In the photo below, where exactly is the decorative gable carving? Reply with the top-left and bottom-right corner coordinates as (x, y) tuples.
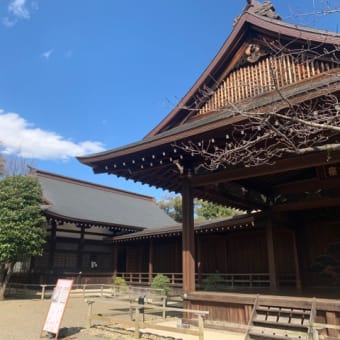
(196, 51), (338, 117)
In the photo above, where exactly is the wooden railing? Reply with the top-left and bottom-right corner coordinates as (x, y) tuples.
(115, 272), (296, 289)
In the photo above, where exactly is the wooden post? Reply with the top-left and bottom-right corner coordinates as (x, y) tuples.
(182, 177), (195, 293)
(77, 225), (85, 271)
(134, 307), (141, 338)
(266, 216), (277, 290)
(48, 220), (57, 272)
(112, 246), (118, 280)
(196, 236), (202, 288)
(198, 314), (205, 340)
(148, 239), (153, 284)
(291, 230), (302, 289)
(86, 300), (94, 329)
(326, 311), (338, 338)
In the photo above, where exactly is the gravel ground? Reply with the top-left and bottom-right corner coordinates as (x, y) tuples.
(0, 297), (245, 340)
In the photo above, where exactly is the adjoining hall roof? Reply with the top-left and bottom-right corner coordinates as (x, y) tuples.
(113, 213), (255, 242)
(31, 168), (175, 231)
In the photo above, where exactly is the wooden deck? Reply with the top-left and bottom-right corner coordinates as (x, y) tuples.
(186, 291), (340, 338)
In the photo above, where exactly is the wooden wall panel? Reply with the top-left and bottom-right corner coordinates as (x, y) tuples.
(274, 230), (295, 275)
(299, 215), (340, 286)
(198, 230), (267, 274)
(153, 238), (181, 273)
(227, 230), (267, 273)
(199, 236), (228, 273)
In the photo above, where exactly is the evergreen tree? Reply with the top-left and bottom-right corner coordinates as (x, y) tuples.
(0, 176), (46, 299)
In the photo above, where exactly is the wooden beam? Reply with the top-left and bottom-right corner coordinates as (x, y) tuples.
(191, 151), (340, 187)
(273, 176), (340, 195)
(273, 198), (340, 212)
(182, 177), (196, 293)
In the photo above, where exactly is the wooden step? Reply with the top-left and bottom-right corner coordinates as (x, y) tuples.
(256, 306), (310, 316)
(244, 297), (314, 340)
(252, 318), (309, 330)
(248, 326), (308, 340)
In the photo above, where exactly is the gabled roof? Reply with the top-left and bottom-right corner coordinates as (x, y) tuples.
(77, 1), (340, 211)
(31, 168), (175, 231)
(146, 6), (340, 137)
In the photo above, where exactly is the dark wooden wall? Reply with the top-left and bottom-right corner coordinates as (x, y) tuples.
(296, 209), (340, 287)
(199, 230), (268, 273)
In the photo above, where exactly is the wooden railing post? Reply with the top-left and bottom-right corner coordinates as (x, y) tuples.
(86, 300), (94, 329)
(40, 284), (47, 300)
(198, 314), (205, 340)
(134, 307), (140, 338)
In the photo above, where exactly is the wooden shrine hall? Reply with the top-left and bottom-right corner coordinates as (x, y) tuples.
(78, 0), (340, 336)
(24, 168), (175, 284)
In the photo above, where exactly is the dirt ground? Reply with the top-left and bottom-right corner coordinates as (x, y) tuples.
(0, 297), (245, 340)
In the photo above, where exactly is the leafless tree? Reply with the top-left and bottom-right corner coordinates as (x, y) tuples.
(0, 144), (5, 177)
(0, 144), (35, 177)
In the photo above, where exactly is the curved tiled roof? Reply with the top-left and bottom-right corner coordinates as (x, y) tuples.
(31, 168), (175, 231)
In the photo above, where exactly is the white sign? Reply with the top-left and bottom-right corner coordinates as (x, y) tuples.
(41, 279), (73, 338)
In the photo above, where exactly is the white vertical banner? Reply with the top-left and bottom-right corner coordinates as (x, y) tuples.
(41, 279), (73, 339)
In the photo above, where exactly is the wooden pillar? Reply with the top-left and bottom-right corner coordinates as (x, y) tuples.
(291, 230), (302, 289)
(266, 216), (277, 290)
(196, 236), (202, 287)
(48, 219), (57, 272)
(112, 245), (118, 280)
(182, 177), (195, 293)
(148, 239), (154, 284)
(77, 225), (85, 271)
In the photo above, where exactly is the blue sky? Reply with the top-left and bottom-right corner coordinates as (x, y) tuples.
(0, 0), (339, 200)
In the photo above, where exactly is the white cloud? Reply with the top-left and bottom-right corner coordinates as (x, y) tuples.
(8, 0), (30, 19)
(0, 111), (105, 160)
(41, 49), (53, 60)
(3, 0), (38, 26)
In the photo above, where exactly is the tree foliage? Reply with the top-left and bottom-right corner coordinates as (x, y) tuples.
(0, 175), (46, 299)
(158, 195), (183, 223)
(158, 195), (239, 223)
(195, 199), (240, 221)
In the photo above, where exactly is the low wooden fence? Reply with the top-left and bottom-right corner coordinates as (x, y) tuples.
(5, 282), (127, 300)
(86, 298), (209, 340)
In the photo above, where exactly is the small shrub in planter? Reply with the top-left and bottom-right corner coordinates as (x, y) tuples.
(151, 274), (170, 296)
(202, 273), (224, 291)
(113, 276), (128, 294)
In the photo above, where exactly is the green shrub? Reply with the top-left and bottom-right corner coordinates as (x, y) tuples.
(202, 273), (224, 291)
(113, 276), (128, 293)
(113, 276), (126, 286)
(151, 274), (170, 296)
